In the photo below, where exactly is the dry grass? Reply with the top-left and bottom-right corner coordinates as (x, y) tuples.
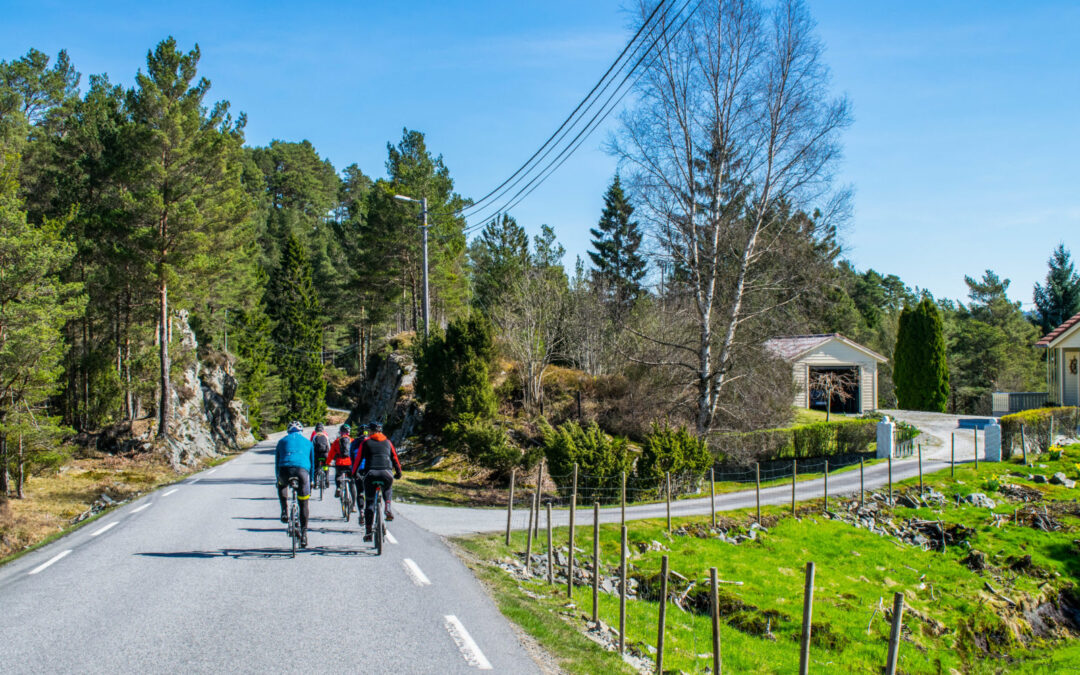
(0, 451), (209, 560)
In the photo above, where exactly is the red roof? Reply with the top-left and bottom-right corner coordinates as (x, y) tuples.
(1036, 311), (1080, 347)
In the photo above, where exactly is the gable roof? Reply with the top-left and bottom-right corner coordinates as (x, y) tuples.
(764, 333), (888, 363)
(1036, 310), (1080, 348)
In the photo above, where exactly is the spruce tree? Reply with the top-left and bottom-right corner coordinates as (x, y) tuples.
(269, 233), (326, 425)
(894, 298), (948, 412)
(234, 267), (274, 436)
(588, 174), (646, 310)
(468, 214), (529, 315)
(1033, 244), (1080, 334)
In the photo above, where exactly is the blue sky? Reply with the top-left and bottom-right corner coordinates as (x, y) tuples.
(2, 0), (1078, 307)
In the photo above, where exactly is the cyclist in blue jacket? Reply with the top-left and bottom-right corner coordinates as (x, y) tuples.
(276, 421), (315, 548)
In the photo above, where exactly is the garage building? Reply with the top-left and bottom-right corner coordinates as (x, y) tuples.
(764, 333), (887, 414)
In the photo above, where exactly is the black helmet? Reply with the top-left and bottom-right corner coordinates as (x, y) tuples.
(369, 420), (383, 432)
(315, 422), (325, 432)
(340, 424), (351, 435)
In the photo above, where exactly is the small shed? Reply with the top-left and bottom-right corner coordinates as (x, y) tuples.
(764, 334), (887, 414)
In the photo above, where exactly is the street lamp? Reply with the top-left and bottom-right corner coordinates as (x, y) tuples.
(394, 194), (430, 338)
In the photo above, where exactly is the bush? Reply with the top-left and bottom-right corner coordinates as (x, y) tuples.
(415, 313), (497, 430)
(711, 418), (878, 464)
(540, 420), (633, 503)
(446, 418), (519, 475)
(634, 423), (711, 496)
(1000, 407), (1078, 459)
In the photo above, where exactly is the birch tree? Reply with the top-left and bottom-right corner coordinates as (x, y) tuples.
(612, 0), (850, 433)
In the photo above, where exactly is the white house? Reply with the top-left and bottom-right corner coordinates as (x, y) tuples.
(764, 334), (888, 414)
(1036, 311), (1080, 406)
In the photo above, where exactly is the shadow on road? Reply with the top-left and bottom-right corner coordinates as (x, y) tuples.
(231, 497), (278, 501)
(136, 546), (376, 559)
(192, 477), (275, 486)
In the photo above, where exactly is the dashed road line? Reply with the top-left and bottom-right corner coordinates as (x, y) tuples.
(188, 478), (200, 484)
(89, 522), (118, 537)
(443, 615), (492, 670)
(163, 489), (178, 497)
(385, 531), (398, 545)
(402, 558), (431, 586)
(28, 550), (71, 576)
(206, 468), (217, 475)
(131, 503), (150, 513)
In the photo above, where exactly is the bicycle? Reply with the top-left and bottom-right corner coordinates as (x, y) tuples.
(369, 476), (388, 556)
(339, 472), (355, 522)
(286, 477), (301, 558)
(316, 467), (328, 501)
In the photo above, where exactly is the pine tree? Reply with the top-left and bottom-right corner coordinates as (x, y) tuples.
(234, 267), (274, 436)
(1033, 244), (1080, 335)
(125, 38), (252, 438)
(269, 233), (325, 425)
(894, 298), (948, 412)
(588, 175), (646, 310)
(468, 214), (529, 315)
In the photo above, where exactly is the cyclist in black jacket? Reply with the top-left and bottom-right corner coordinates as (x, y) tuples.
(351, 422), (402, 542)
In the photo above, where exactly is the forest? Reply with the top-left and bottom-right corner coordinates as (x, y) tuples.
(1, 26), (1077, 497)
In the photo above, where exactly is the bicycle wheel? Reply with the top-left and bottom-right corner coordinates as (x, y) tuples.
(374, 488), (383, 556)
(341, 483), (351, 522)
(319, 471), (324, 501)
(290, 498), (299, 558)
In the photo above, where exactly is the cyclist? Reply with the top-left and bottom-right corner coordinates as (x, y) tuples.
(310, 423), (331, 490)
(352, 421), (402, 542)
(276, 421), (314, 548)
(325, 423), (354, 499)
(349, 423), (371, 525)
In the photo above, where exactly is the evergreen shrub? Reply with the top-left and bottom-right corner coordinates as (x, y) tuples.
(634, 422), (711, 495)
(540, 420), (633, 503)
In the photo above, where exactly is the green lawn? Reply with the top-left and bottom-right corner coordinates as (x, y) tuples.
(458, 446), (1080, 674)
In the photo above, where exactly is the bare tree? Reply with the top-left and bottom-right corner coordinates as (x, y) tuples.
(809, 369), (856, 421)
(612, 0), (850, 434)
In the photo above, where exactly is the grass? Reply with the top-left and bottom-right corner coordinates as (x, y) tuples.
(457, 444), (1080, 673)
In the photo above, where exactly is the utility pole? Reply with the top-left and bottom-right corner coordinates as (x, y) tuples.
(394, 194), (431, 338)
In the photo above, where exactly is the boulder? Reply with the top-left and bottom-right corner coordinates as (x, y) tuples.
(1033, 474), (1048, 484)
(352, 348), (423, 449)
(1049, 472), (1069, 486)
(965, 493), (996, 509)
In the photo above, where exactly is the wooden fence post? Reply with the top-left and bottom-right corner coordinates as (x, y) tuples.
(755, 462), (762, 525)
(656, 555), (669, 673)
(710, 567), (722, 674)
(505, 469), (515, 546)
(592, 502), (600, 623)
(887, 454), (893, 504)
(823, 459), (829, 512)
(619, 525), (627, 654)
(534, 460), (543, 538)
(791, 459), (797, 516)
(859, 457), (865, 506)
(525, 473), (536, 574)
(918, 444), (924, 495)
(710, 467), (717, 528)
(621, 471), (626, 530)
(665, 472), (672, 533)
(974, 428), (979, 470)
(951, 433), (955, 477)
(884, 591), (905, 675)
(799, 561), (816, 675)
(547, 503), (554, 585)
(568, 463), (578, 598)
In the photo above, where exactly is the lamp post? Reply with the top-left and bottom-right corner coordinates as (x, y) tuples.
(393, 194), (430, 338)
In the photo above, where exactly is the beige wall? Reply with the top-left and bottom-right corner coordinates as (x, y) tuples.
(792, 339), (882, 413)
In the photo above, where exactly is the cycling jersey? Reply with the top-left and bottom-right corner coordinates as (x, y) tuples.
(353, 433), (402, 474)
(276, 429), (314, 472)
(326, 436), (353, 467)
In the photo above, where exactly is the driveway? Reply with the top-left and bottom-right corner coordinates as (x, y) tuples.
(881, 409), (990, 461)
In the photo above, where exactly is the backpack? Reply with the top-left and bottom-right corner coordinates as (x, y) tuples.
(313, 432), (331, 456)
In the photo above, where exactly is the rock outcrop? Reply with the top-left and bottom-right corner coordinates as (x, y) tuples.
(351, 348), (422, 449)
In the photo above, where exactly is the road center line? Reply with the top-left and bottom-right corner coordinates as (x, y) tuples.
(206, 468), (217, 475)
(385, 531), (398, 545)
(402, 558), (431, 586)
(188, 478), (200, 484)
(443, 615), (492, 670)
(163, 489), (178, 497)
(131, 503), (150, 513)
(28, 550), (71, 575)
(89, 522), (118, 537)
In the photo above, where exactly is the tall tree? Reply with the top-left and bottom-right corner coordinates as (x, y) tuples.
(589, 174), (646, 310)
(125, 38), (252, 438)
(269, 233), (325, 425)
(469, 214), (529, 316)
(611, 0), (851, 434)
(894, 298), (949, 412)
(1033, 244), (1080, 335)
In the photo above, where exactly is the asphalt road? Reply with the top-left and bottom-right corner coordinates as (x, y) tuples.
(0, 431), (540, 674)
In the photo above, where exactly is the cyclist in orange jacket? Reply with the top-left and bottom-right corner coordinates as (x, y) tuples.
(325, 424), (353, 499)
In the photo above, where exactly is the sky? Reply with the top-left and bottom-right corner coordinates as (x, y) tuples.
(1, 0), (1078, 307)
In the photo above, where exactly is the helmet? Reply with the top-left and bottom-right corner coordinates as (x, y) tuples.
(287, 421), (303, 433)
(315, 422), (325, 432)
(369, 421), (383, 433)
(340, 424), (351, 435)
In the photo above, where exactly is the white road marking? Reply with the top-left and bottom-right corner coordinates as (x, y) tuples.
(131, 503), (150, 513)
(89, 522), (118, 537)
(402, 558), (431, 586)
(206, 468), (217, 475)
(28, 550), (71, 575)
(163, 489), (178, 497)
(443, 615), (492, 670)
(385, 531), (398, 545)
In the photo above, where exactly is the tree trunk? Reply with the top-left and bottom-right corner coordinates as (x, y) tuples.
(16, 434), (23, 499)
(124, 285), (133, 421)
(0, 433), (8, 497)
(157, 281), (170, 438)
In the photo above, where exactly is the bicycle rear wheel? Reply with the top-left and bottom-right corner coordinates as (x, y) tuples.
(290, 499), (299, 558)
(374, 488), (383, 556)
